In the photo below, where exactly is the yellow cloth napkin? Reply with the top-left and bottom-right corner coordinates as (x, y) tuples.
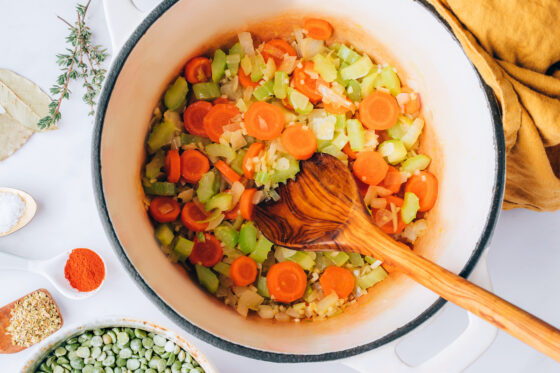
(428, 0), (560, 211)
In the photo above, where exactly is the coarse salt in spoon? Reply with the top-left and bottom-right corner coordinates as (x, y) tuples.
(0, 187), (37, 237)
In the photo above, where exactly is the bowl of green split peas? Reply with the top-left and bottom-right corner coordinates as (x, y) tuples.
(23, 318), (217, 373)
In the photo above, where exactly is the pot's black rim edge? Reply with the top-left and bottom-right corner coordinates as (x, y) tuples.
(92, 0), (506, 364)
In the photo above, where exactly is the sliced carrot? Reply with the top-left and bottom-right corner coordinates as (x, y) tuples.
(230, 256), (258, 286)
(304, 18), (333, 40)
(381, 166), (403, 194)
(149, 197), (181, 223)
(384, 195), (404, 207)
(359, 91), (400, 130)
(266, 261), (307, 303)
(238, 66), (260, 88)
(165, 149), (181, 183)
(405, 171), (438, 212)
(183, 101), (212, 137)
(240, 188), (257, 221)
(224, 204), (240, 220)
(180, 149), (210, 183)
(342, 143), (358, 160)
(281, 97), (294, 111)
(214, 160), (241, 183)
(324, 102), (350, 114)
(243, 142), (265, 179)
(281, 125), (317, 160)
(189, 233), (223, 267)
(244, 101), (286, 140)
(203, 103), (241, 143)
(181, 202), (209, 231)
(184, 56), (212, 84)
(213, 97), (230, 105)
(261, 39), (297, 66)
(401, 87), (421, 115)
(319, 266), (355, 298)
(293, 61), (323, 104)
(353, 151), (389, 186)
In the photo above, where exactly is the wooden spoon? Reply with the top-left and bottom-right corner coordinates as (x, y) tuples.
(0, 187), (37, 237)
(0, 289), (63, 354)
(254, 153), (560, 361)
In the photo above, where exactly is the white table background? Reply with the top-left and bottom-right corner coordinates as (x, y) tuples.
(1, 1), (559, 372)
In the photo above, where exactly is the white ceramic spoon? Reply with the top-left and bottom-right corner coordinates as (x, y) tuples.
(0, 187), (37, 237)
(0, 249), (106, 300)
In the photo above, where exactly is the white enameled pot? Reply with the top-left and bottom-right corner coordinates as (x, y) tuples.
(94, 0), (505, 371)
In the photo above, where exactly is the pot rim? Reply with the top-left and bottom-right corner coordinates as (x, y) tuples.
(92, 0), (505, 363)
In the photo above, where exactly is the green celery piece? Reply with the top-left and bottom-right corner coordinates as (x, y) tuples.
(329, 42), (343, 52)
(205, 192), (233, 212)
(196, 171), (219, 203)
(374, 65), (401, 96)
(145, 150), (165, 179)
(250, 54), (265, 82)
(173, 236), (194, 261)
(163, 76), (189, 111)
(229, 42), (244, 58)
(346, 79), (361, 102)
(270, 158), (300, 184)
(334, 114), (346, 131)
(239, 222), (258, 254)
(205, 143), (236, 162)
(401, 118), (424, 149)
(387, 116), (413, 140)
(346, 119), (365, 151)
(213, 262), (231, 277)
(348, 252), (364, 267)
(143, 181), (176, 196)
(331, 130), (348, 150)
(254, 170), (272, 186)
(365, 256), (377, 264)
(378, 139), (407, 165)
(181, 133), (211, 146)
(240, 55), (252, 75)
(320, 144), (348, 163)
(325, 251), (350, 266)
(155, 224), (174, 247)
(212, 49), (227, 83)
(273, 71), (289, 99)
(214, 224), (239, 249)
(257, 276), (270, 298)
(287, 252), (314, 271)
(340, 55), (374, 81)
(226, 54), (241, 76)
(249, 236), (273, 263)
(253, 80), (274, 101)
(263, 57), (276, 81)
(312, 54), (337, 82)
(360, 70), (379, 98)
(195, 264), (219, 294)
(147, 120), (175, 153)
(400, 154), (431, 173)
(192, 82), (221, 100)
(230, 149), (247, 175)
(288, 88), (311, 112)
(401, 192), (420, 224)
(223, 246), (244, 260)
(336, 63), (350, 86)
(337, 44), (361, 64)
(358, 266), (387, 289)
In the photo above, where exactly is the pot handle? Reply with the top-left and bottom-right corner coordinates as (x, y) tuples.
(102, 0), (148, 51)
(342, 255), (497, 373)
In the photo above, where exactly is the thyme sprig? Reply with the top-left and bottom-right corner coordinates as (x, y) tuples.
(38, 0), (108, 129)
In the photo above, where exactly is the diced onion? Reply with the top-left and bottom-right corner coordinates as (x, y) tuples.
(373, 185), (393, 197)
(317, 84), (355, 111)
(278, 55), (298, 74)
(257, 305), (276, 319)
(206, 213), (225, 231)
(300, 38), (324, 59)
(363, 185), (378, 206)
(396, 92), (411, 111)
(252, 190), (265, 204)
(371, 198), (387, 210)
(230, 181), (245, 207)
(238, 32), (255, 56)
(177, 188), (194, 202)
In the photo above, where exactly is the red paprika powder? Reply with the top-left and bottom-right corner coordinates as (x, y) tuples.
(64, 248), (105, 292)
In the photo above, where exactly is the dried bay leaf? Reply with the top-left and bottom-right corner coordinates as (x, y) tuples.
(0, 113), (33, 161)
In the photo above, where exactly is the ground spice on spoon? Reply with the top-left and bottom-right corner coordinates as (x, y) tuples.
(64, 248), (105, 292)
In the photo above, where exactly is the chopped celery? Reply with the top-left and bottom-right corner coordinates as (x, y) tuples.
(270, 158), (300, 184)
(229, 42), (244, 58)
(337, 44), (361, 64)
(164, 76), (189, 111)
(400, 154), (431, 173)
(195, 264), (219, 294)
(147, 120), (175, 153)
(387, 116), (413, 140)
(365, 256), (377, 265)
(254, 170), (272, 185)
(145, 150), (165, 179)
(143, 181), (176, 196)
(212, 49), (227, 83)
(263, 58), (276, 81)
(164, 110), (184, 130)
(155, 224), (174, 247)
(348, 252), (365, 267)
(378, 139), (407, 165)
(250, 54), (265, 82)
(196, 171), (219, 203)
(346, 79), (361, 102)
(336, 64), (350, 86)
(334, 114), (346, 131)
(230, 149), (247, 175)
(257, 276), (270, 298)
(205, 192), (233, 212)
(320, 144), (348, 163)
(240, 55), (252, 75)
(347, 119), (365, 151)
(205, 143), (236, 162)
(213, 262), (231, 277)
(331, 130), (348, 150)
(375, 65), (401, 96)
(249, 235), (273, 263)
(312, 54), (337, 82)
(181, 133), (211, 146)
(311, 114), (336, 140)
(325, 251), (350, 266)
(173, 236), (194, 261)
(273, 71), (289, 99)
(253, 80), (274, 101)
(214, 224), (239, 249)
(401, 118), (424, 149)
(288, 88), (313, 114)
(226, 54), (241, 76)
(340, 55), (374, 81)
(239, 222), (258, 254)
(401, 192), (420, 224)
(317, 293), (338, 315)
(360, 70), (379, 98)
(287, 251), (315, 271)
(192, 82), (221, 100)
(223, 245), (244, 260)
(358, 266), (387, 289)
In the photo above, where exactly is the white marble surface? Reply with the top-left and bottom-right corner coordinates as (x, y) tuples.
(1, 1), (559, 372)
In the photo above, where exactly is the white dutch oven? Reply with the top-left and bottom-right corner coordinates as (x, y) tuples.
(93, 0), (505, 371)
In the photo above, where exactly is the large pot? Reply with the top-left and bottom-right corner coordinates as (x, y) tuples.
(93, 0), (505, 370)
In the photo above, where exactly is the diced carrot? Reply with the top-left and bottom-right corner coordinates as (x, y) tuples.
(352, 151), (389, 186)
(180, 149), (210, 183)
(238, 66), (260, 88)
(214, 160), (241, 183)
(324, 102), (350, 114)
(240, 188), (257, 221)
(224, 204), (240, 220)
(213, 97), (230, 105)
(243, 142), (265, 179)
(343, 143), (358, 159)
(189, 233), (223, 267)
(165, 149), (181, 183)
(293, 61), (323, 104)
(244, 101), (285, 140)
(401, 87), (421, 114)
(303, 18), (333, 40)
(261, 39), (297, 66)
(320, 266), (355, 298)
(184, 56), (211, 84)
(180, 202), (209, 232)
(230, 256), (258, 286)
(380, 166), (403, 194)
(266, 261), (307, 303)
(405, 171), (438, 212)
(280, 124), (317, 160)
(359, 91), (400, 130)
(203, 103), (241, 143)
(183, 101), (212, 137)
(149, 197), (180, 223)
